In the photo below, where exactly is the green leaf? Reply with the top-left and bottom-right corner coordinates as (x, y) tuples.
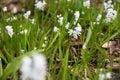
(96, 43), (109, 58)
(83, 27), (92, 47)
(62, 48), (69, 80)
(100, 31), (120, 46)
(0, 56), (22, 80)
(0, 51), (8, 64)
(47, 31), (60, 50)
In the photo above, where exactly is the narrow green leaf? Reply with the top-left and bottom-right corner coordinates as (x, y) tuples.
(83, 27), (92, 47)
(100, 31), (120, 46)
(47, 31), (59, 50)
(0, 51), (8, 64)
(0, 56), (22, 80)
(96, 43), (109, 58)
(62, 48), (69, 80)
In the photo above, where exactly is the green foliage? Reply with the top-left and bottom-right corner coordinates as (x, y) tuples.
(0, 0), (120, 80)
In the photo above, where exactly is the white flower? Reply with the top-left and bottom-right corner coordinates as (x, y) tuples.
(72, 23), (82, 39)
(72, 30), (79, 39)
(42, 43), (46, 48)
(75, 23), (82, 33)
(68, 23), (82, 39)
(20, 53), (47, 80)
(83, 0), (90, 8)
(20, 29), (28, 34)
(104, 0), (113, 10)
(106, 72), (111, 79)
(65, 22), (70, 29)
(12, 7), (17, 13)
(74, 11), (80, 25)
(32, 54), (47, 70)
(99, 74), (105, 80)
(5, 25), (14, 38)
(104, 0), (117, 23)
(23, 11), (31, 19)
(34, 47), (37, 50)
(32, 53), (47, 80)
(44, 37), (47, 40)
(96, 14), (102, 22)
(99, 72), (111, 80)
(98, 68), (111, 80)
(3, 6), (7, 12)
(68, 9), (73, 13)
(57, 14), (62, 18)
(106, 8), (117, 19)
(20, 56), (32, 80)
(68, 29), (74, 36)
(81, 11), (85, 15)
(30, 18), (35, 24)
(35, 1), (46, 11)
(82, 45), (86, 49)
(73, 20), (77, 25)
(53, 26), (59, 32)
(74, 11), (80, 20)
(20, 49), (24, 54)
(6, 16), (17, 22)
(57, 15), (64, 26)
(105, 8), (117, 23)
(96, 14), (102, 24)
(108, 0), (112, 4)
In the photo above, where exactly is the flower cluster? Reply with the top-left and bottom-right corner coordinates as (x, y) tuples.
(20, 49), (25, 54)
(65, 22), (70, 29)
(23, 11), (31, 19)
(98, 69), (111, 80)
(68, 8), (73, 13)
(96, 14), (102, 24)
(83, 0), (90, 8)
(104, 0), (113, 10)
(54, 11), (82, 39)
(68, 23), (82, 39)
(20, 29), (28, 34)
(23, 11), (35, 24)
(5, 25), (14, 38)
(6, 16), (17, 22)
(74, 11), (80, 25)
(57, 14), (64, 26)
(42, 36), (48, 48)
(82, 44), (87, 49)
(30, 18), (35, 24)
(68, 11), (82, 39)
(104, 0), (117, 23)
(20, 53), (47, 80)
(3, 6), (7, 12)
(53, 26), (59, 32)
(53, 14), (64, 32)
(12, 7), (17, 14)
(34, 0), (47, 11)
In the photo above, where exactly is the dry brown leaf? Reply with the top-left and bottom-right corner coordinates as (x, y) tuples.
(71, 47), (78, 56)
(102, 41), (116, 48)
